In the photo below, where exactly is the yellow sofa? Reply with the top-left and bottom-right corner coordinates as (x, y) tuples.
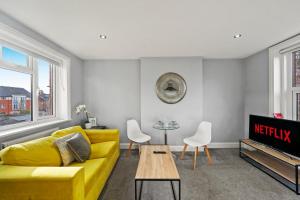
(0, 126), (120, 200)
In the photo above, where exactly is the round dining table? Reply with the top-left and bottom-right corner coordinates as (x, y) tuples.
(153, 122), (180, 145)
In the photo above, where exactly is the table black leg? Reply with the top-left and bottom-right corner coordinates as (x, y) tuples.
(179, 180), (181, 200)
(138, 180), (143, 200)
(170, 180), (181, 200)
(164, 129), (167, 145)
(171, 181), (176, 200)
(134, 180), (137, 200)
(135, 180), (137, 200)
(296, 165), (299, 194)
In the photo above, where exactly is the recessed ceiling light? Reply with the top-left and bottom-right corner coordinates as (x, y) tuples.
(99, 34), (107, 39)
(233, 34), (242, 39)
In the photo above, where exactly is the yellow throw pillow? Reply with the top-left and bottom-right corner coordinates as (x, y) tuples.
(1, 136), (62, 166)
(51, 126), (91, 144)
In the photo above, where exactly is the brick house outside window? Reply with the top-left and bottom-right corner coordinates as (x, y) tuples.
(0, 86), (31, 115)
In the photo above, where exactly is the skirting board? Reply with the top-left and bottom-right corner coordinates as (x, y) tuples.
(120, 142), (239, 152)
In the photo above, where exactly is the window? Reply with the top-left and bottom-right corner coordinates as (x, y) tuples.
(292, 51), (300, 120)
(295, 93), (300, 121)
(0, 45), (56, 128)
(269, 35), (300, 121)
(0, 61), (32, 126)
(2, 46), (28, 67)
(292, 51), (300, 87)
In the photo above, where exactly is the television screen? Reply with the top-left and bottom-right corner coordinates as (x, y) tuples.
(249, 115), (300, 158)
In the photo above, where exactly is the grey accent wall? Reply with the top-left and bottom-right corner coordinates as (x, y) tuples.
(83, 60), (140, 142)
(203, 59), (245, 142)
(140, 57), (203, 145)
(244, 50), (269, 138)
(0, 11), (84, 143)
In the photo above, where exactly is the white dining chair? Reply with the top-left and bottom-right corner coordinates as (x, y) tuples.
(126, 119), (151, 157)
(180, 121), (212, 169)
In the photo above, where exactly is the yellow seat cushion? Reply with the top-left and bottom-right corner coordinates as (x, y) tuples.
(1, 136), (62, 166)
(68, 158), (106, 195)
(51, 126), (91, 144)
(90, 141), (118, 159)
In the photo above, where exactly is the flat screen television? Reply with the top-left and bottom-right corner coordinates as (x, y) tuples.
(249, 115), (300, 158)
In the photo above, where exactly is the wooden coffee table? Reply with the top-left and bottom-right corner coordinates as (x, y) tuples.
(135, 145), (181, 200)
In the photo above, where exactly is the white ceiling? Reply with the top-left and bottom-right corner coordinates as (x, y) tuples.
(0, 0), (300, 60)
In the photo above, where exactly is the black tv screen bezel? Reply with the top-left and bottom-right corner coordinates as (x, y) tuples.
(249, 114), (300, 159)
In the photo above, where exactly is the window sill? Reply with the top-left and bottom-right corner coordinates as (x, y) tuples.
(0, 119), (71, 138)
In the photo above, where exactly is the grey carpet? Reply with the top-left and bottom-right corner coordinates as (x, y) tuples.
(99, 149), (299, 200)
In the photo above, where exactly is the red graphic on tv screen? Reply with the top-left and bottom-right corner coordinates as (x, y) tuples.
(254, 124), (291, 143)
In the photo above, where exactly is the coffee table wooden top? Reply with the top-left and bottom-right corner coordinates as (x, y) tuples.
(135, 145), (180, 180)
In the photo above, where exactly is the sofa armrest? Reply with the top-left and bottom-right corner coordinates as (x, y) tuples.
(85, 129), (120, 144)
(0, 165), (84, 200)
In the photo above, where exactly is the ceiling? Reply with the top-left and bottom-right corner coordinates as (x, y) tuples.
(0, 0), (299, 60)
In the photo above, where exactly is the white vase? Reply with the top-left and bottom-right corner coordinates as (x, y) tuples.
(85, 122), (92, 129)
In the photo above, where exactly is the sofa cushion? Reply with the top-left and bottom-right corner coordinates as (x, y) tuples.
(68, 158), (107, 195)
(66, 133), (91, 162)
(54, 133), (76, 166)
(51, 126), (91, 144)
(90, 141), (118, 159)
(0, 148), (4, 161)
(1, 136), (62, 166)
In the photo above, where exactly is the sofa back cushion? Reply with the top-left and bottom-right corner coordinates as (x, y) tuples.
(1, 136), (62, 166)
(51, 126), (91, 144)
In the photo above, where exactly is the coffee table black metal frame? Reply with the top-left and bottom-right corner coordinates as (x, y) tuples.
(135, 178), (181, 200)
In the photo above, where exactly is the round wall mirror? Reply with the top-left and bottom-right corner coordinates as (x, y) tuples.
(155, 72), (187, 104)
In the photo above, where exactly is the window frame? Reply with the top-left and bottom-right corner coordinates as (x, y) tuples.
(33, 57), (56, 121)
(0, 22), (71, 133)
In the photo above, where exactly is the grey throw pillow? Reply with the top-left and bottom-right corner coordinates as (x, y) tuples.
(54, 133), (76, 166)
(66, 133), (91, 162)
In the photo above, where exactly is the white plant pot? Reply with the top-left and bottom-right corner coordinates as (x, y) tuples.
(85, 122), (92, 129)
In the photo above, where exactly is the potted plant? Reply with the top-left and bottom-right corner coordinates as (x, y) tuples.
(75, 104), (92, 129)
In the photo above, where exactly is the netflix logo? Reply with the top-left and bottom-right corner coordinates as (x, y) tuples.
(254, 124), (291, 143)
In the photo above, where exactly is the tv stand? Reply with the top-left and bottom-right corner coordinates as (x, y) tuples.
(240, 139), (300, 194)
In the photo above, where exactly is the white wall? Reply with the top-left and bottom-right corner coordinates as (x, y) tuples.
(0, 11), (84, 143)
(140, 57), (203, 145)
(203, 59), (245, 142)
(83, 60), (140, 142)
(244, 50), (269, 138)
